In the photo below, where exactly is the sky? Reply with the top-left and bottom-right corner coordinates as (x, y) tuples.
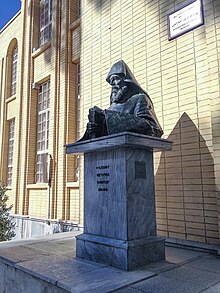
(0, 0), (21, 30)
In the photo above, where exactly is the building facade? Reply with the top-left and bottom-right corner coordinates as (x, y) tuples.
(0, 0), (220, 246)
(0, 0), (81, 232)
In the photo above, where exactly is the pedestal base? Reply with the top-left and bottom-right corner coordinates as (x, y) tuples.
(76, 233), (165, 271)
(66, 133), (172, 271)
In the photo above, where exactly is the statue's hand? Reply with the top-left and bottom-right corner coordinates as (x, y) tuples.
(92, 106), (103, 114)
(87, 122), (99, 138)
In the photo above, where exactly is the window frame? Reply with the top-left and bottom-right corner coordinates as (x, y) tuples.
(35, 80), (50, 183)
(39, 0), (52, 47)
(11, 46), (18, 96)
(7, 119), (15, 186)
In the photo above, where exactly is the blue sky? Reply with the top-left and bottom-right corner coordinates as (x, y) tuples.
(0, 0), (21, 30)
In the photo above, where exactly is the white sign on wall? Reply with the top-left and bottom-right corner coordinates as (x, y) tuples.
(168, 0), (204, 40)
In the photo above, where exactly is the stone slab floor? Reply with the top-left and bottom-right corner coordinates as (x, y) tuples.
(0, 231), (219, 293)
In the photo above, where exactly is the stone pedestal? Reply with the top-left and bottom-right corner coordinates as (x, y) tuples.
(66, 132), (172, 270)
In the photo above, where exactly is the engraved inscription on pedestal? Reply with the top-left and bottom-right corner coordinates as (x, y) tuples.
(84, 150), (127, 240)
(96, 165), (110, 192)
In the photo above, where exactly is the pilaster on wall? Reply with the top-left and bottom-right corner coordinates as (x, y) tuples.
(206, 0), (220, 241)
(50, 0), (77, 220)
(50, 0), (60, 219)
(16, 0), (34, 215)
(56, 0), (70, 220)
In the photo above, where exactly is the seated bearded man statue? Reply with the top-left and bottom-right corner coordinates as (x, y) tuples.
(78, 60), (163, 141)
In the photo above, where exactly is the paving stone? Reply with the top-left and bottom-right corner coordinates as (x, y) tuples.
(53, 238), (76, 248)
(140, 260), (176, 273)
(131, 275), (199, 293)
(165, 246), (208, 264)
(26, 241), (75, 256)
(15, 255), (104, 285)
(76, 257), (107, 268)
(0, 246), (50, 265)
(57, 267), (155, 293)
(0, 232), (78, 249)
(187, 255), (220, 273)
(112, 286), (143, 293)
(132, 265), (220, 293)
(201, 282), (220, 292)
(163, 265), (220, 286)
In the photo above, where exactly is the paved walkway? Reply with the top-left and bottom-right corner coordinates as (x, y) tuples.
(0, 232), (219, 293)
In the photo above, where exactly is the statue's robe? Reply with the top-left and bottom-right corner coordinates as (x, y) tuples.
(104, 93), (162, 137)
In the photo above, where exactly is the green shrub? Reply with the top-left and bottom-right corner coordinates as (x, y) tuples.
(0, 182), (16, 241)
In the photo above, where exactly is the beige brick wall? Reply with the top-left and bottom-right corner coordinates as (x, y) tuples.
(79, 0), (220, 244)
(69, 188), (80, 222)
(28, 188), (48, 218)
(208, 0), (220, 243)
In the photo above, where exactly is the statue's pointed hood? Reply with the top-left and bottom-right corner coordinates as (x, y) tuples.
(106, 60), (137, 83)
(106, 60), (149, 97)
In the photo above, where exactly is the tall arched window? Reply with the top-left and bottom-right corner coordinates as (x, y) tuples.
(7, 119), (15, 186)
(11, 46), (18, 96)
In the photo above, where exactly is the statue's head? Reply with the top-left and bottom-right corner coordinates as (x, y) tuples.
(106, 60), (147, 104)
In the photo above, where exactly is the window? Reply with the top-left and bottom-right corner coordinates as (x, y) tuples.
(40, 0), (52, 46)
(7, 119), (15, 186)
(11, 46), (18, 96)
(36, 81), (50, 183)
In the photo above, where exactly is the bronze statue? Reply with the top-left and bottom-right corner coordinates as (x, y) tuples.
(78, 60), (163, 141)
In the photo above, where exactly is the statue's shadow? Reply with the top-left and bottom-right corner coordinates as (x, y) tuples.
(155, 112), (219, 245)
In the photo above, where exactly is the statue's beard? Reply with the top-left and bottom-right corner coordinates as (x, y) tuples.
(111, 86), (128, 103)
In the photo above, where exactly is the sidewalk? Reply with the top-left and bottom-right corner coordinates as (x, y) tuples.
(0, 231), (219, 293)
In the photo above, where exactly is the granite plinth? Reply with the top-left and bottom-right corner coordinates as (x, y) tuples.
(66, 132), (172, 270)
(76, 234), (165, 271)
